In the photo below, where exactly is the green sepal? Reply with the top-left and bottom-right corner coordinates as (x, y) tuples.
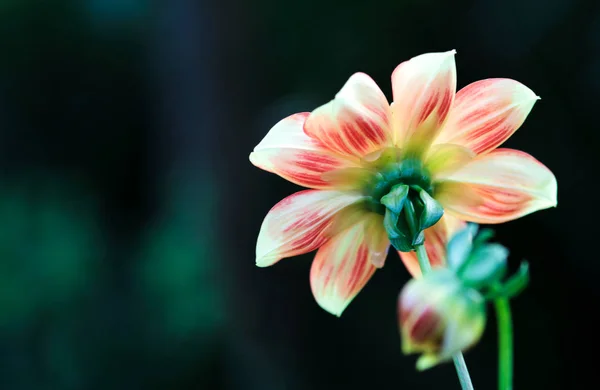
(414, 189), (444, 231)
(472, 228), (495, 247)
(390, 235), (415, 252)
(380, 184), (409, 214)
(383, 208), (413, 252)
(458, 243), (509, 289)
(446, 223), (478, 272)
(485, 261), (530, 300)
(412, 231), (425, 246)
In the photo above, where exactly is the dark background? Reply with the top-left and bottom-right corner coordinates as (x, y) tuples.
(0, 0), (597, 389)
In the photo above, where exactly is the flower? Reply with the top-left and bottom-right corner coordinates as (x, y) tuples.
(250, 50), (557, 316)
(398, 268), (486, 370)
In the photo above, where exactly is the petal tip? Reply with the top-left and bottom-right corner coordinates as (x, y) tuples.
(313, 293), (349, 317)
(248, 151), (272, 172)
(520, 87), (540, 104)
(416, 355), (440, 371)
(255, 258), (273, 268)
(255, 252), (280, 267)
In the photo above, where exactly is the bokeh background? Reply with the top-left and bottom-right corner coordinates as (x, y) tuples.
(0, 0), (598, 389)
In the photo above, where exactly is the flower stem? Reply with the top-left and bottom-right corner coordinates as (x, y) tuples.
(414, 242), (474, 390)
(494, 297), (513, 390)
(415, 245), (432, 273)
(452, 353), (475, 390)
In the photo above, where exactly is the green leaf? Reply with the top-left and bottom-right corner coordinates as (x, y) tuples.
(380, 184), (409, 214)
(384, 208), (413, 252)
(489, 262), (530, 299)
(473, 228), (495, 246)
(459, 244), (509, 289)
(416, 189), (444, 231)
(446, 223), (478, 271)
(412, 231), (425, 246)
(383, 208), (400, 239)
(390, 234), (414, 252)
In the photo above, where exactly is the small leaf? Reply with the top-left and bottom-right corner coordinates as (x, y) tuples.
(380, 184), (409, 214)
(458, 244), (509, 289)
(417, 190), (444, 231)
(473, 228), (495, 246)
(446, 223), (478, 271)
(489, 261), (530, 299)
(390, 234), (414, 252)
(384, 208), (413, 251)
(412, 231), (425, 246)
(383, 208), (400, 238)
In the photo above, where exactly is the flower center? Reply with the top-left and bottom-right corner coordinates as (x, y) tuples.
(361, 148), (443, 252)
(362, 148), (434, 211)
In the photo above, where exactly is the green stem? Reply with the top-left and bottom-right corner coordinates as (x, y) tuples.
(415, 245), (432, 274)
(404, 202), (431, 274)
(452, 353), (474, 390)
(414, 241), (474, 390)
(494, 297), (513, 390)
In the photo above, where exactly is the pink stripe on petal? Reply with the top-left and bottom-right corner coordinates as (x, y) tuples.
(436, 79), (539, 155)
(256, 190), (366, 267)
(391, 51), (457, 147)
(310, 213), (388, 316)
(304, 73), (393, 159)
(250, 113), (359, 189)
(436, 148), (557, 223)
(398, 214), (465, 278)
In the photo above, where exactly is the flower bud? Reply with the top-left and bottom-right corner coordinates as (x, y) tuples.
(398, 269), (486, 370)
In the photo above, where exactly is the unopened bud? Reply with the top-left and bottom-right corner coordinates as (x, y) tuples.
(398, 269), (486, 370)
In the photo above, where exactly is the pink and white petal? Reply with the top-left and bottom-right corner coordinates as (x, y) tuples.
(391, 51), (457, 147)
(304, 73), (393, 159)
(256, 190), (366, 267)
(310, 213), (388, 316)
(398, 214), (465, 278)
(435, 148), (557, 224)
(250, 113), (360, 189)
(436, 79), (540, 155)
(363, 213), (391, 268)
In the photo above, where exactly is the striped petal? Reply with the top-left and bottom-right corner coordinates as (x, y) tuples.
(391, 51), (457, 148)
(310, 213), (389, 316)
(398, 214), (465, 278)
(304, 73), (393, 159)
(435, 79), (539, 155)
(256, 190), (366, 267)
(435, 149), (557, 224)
(250, 113), (360, 189)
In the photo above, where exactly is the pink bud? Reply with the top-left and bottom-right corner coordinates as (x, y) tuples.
(398, 269), (486, 370)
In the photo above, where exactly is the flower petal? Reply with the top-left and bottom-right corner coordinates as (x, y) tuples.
(250, 113), (360, 189)
(435, 148), (557, 224)
(304, 73), (393, 159)
(310, 213), (389, 316)
(425, 143), (476, 178)
(436, 79), (540, 155)
(256, 190), (366, 267)
(398, 214), (466, 278)
(364, 213), (390, 268)
(391, 51), (457, 148)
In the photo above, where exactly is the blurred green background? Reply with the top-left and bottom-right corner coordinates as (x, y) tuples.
(0, 0), (597, 389)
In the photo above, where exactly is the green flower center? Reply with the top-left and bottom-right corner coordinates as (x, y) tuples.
(361, 148), (443, 252)
(362, 149), (433, 212)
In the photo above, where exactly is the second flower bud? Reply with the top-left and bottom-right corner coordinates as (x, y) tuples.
(398, 268), (486, 370)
